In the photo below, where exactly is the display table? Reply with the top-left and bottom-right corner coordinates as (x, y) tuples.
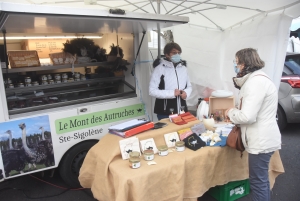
(79, 119), (284, 201)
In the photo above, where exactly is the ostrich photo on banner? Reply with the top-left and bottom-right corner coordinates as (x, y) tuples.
(0, 115), (54, 177)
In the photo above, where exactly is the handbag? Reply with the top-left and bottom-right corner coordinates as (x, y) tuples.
(226, 98), (245, 157)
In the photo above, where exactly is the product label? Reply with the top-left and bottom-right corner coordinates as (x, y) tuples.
(55, 104), (144, 134)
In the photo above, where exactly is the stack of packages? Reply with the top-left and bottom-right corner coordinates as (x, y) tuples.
(170, 112), (198, 125)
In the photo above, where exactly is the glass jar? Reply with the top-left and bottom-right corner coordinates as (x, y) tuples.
(129, 151), (140, 158)
(143, 149), (154, 161)
(18, 82), (24, 88)
(32, 81), (39, 86)
(25, 82), (32, 87)
(175, 141), (185, 152)
(62, 78), (68, 83)
(68, 78), (74, 82)
(74, 72), (80, 79)
(7, 78), (12, 84)
(40, 75), (47, 81)
(24, 77), (31, 83)
(62, 73), (68, 79)
(54, 74), (61, 81)
(8, 83), (14, 88)
(75, 78), (81, 81)
(48, 79), (54, 84)
(47, 74), (52, 80)
(129, 157), (141, 169)
(41, 80), (48, 85)
(158, 145), (168, 156)
(55, 80), (61, 84)
(81, 75), (86, 80)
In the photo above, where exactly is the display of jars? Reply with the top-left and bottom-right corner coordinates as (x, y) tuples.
(158, 145), (168, 156)
(143, 149), (154, 161)
(129, 157), (141, 169)
(175, 141), (185, 152)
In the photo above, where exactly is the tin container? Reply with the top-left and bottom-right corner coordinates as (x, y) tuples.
(54, 74), (61, 81)
(8, 83), (14, 88)
(18, 83), (24, 88)
(175, 141), (185, 152)
(24, 77), (31, 83)
(129, 157), (141, 169)
(62, 73), (68, 79)
(32, 81), (39, 86)
(62, 78), (68, 83)
(48, 80), (54, 84)
(129, 151), (140, 158)
(143, 150), (154, 161)
(68, 78), (74, 82)
(158, 145), (168, 156)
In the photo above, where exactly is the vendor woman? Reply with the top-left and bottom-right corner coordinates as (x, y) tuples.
(149, 42), (192, 120)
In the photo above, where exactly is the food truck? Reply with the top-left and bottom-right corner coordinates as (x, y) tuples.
(0, 2), (188, 187)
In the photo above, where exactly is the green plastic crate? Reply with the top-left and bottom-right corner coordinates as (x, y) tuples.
(208, 179), (250, 201)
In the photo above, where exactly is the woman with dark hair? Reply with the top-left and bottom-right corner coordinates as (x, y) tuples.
(149, 42), (192, 120)
(225, 48), (281, 201)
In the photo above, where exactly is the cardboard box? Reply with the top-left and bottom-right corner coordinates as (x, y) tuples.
(209, 96), (235, 123)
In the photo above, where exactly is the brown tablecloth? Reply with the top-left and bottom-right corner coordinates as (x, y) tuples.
(79, 119), (284, 201)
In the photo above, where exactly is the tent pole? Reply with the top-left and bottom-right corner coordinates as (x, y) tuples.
(157, 0), (161, 59)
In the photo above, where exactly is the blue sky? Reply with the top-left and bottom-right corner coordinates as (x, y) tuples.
(0, 115), (51, 140)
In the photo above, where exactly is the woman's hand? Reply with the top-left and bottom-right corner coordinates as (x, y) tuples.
(180, 90), (187, 100)
(174, 89), (181, 96)
(225, 108), (234, 118)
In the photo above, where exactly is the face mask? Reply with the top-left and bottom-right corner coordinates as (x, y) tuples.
(171, 54), (181, 63)
(234, 63), (240, 74)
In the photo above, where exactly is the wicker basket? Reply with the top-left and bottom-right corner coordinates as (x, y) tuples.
(49, 52), (76, 65)
(8, 50), (40, 68)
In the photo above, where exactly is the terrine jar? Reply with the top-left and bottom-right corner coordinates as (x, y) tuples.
(129, 157), (141, 169)
(143, 149), (154, 161)
(158, 145), (168, 156)
(175, 141), (185, 152)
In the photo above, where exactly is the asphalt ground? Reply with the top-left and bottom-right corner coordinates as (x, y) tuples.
(0, 123), (299, 201)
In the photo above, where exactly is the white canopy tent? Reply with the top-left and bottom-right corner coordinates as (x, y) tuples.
(0, 0), (300, 119)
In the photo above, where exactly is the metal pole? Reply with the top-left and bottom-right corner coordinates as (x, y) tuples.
(2, 29), (8, 69)
(157, 0), (161, 59)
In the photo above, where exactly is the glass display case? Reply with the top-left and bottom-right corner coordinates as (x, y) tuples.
(1, 62), (136, 115)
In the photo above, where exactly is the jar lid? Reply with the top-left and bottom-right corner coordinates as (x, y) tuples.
(175, 141), (185, 147)
(157, 145), (168, 151)
(129, 151), (140, 158)
(129, 157), (140, 163)
(144, 149), (154, 155)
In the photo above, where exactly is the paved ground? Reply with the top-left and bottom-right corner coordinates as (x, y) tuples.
(0, 123), (299, 201)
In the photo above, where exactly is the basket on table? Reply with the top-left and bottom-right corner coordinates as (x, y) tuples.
(49, 52), (76, 65)
(8, 50), (41, 68)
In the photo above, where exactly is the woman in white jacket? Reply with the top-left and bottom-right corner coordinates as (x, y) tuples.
(149, 43), (192, 120)
(225, 48), (281, 201)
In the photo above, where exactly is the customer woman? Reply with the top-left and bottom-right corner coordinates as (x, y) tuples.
(149, 42), (192, 120)
(225, 48), (281, 201)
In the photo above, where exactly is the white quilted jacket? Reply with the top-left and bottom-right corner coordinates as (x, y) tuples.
(228, 70), (281, 154)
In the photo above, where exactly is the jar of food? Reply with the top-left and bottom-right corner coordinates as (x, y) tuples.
(55, 80), (61, 84)
(48, 79), (54, 84)
(75, 78), (81, 81)
(129, 151), (140, 158)
(62, 73), (68, 79)
(158, 145), (168, 156)
(18, 82), (24, 88)
(41, 80), (48, 85)
(40, 75), (47, 81)
(62, 78), (68, 83)
(68, 78), (74, 82)
(7, 78), (12, 84)
(24, 77), (31, 83)
(8, 83), (14, 88)
(143, 150), (154, 161)
(54, 74), (61, 81)
(74, 72), (80, 79)
(129, 157), (141, 169)
(32, 81), (39, 86)
(80, 74), (86, 80)
(25, 82), (32, 87)
(47, 74), (52, 80)
(175, 141), (185, 152)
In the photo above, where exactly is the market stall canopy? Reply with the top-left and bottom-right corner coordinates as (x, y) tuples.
(0, 0), (299, 32)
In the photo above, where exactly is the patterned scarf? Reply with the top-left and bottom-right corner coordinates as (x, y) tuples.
(233, 66), (262, 89)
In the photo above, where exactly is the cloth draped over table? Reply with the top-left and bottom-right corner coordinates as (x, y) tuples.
(79, 119), (284, 201)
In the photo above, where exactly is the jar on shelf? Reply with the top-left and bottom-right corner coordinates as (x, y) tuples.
(25, 82), (32, 87)
(55, 80), (61, 84)
(175, 141), (185, 152)
(24, 77), (31, 83)
(40, 75), (47, 81)
(75, 78), (81, 81)
(143, 149), (154, 161)
(74, 72), (81, 79)
(7, 78), (12, 84)
(41, 80), (48, 85)
(129, 157), (141, 169)
(157, 145), (168, 156)
(48, 80), (54, 84)
(17, 82), (24, 88)
(62, 73), (68, 79)
(80, 74), (86, 80)
(32, 81), (39, 86)
(54, 74), (61, 81)
(47, 74), (52, 80)
(7, 83), (14, 88)
(68, 78), (74, 82)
